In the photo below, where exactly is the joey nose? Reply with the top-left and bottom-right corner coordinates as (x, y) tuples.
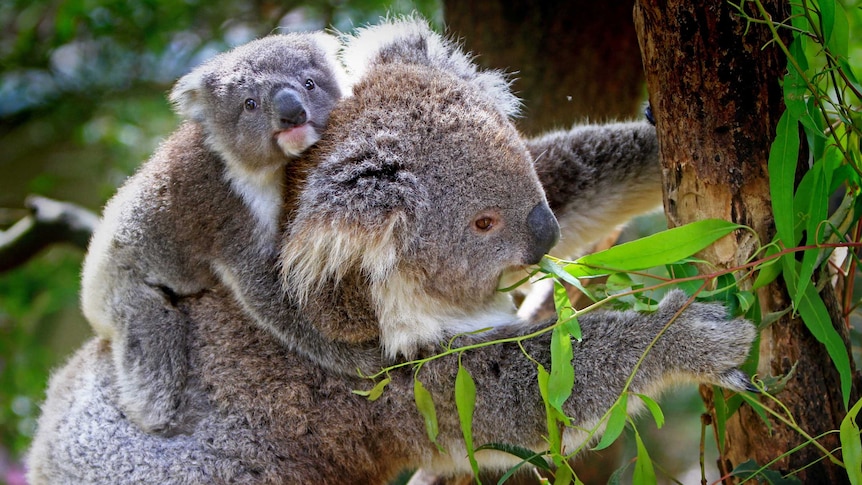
(274, 88), (308, 129)
(524, 203), (560, 265)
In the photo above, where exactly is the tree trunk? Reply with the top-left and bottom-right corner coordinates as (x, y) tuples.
(634, 1), (857, 483)
(442, 0), (645, 136)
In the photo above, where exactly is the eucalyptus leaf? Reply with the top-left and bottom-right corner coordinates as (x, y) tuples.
(537, 364), (562, 454)
(635, 394), (665, 429)
(352, 375), (391, 401)
(574, 219), (742, 272)
(414, 379), (443, 451)
(840, 398), (862, 485)
(769, 110), (801, 249)
(783, 258), (853, 408)
(593, 394), (628, 451)
(633, 427), (657, 485)
(455, 364), (480, 479)
(475, 443), (551, 472)
(548, 325), (575, 415)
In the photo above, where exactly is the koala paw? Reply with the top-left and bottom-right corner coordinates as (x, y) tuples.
(658, 290), (758, 392)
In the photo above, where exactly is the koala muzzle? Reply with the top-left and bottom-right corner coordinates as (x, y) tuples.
(524, 202), (560, 265)
(274, 88), (308, 129)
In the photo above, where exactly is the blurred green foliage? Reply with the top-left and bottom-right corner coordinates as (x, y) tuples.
(0, 0), (441, 475)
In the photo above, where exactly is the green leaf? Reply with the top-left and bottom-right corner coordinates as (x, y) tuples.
(414, 378), (443, 451)
(540, 257), (596, 301)
(635, 394), (665, 429)
(593, 394), (628, 451)
(548, 325), (575, 416)
(714, 389), (728, 450)
(475, 443), (551, 472)
(784, 39), (809, 121)
(731, 459), (802, 484)
(574, 219), (742, 272)
(607, 462), (632, 485)
(537, 364), (562, 454)
(769, 110), (801, 249)
(735, 291), (757, 316)
(553, 464), (574, 485)
(783, 258), (853, 408)
(352, 375), (391, 401)
(793, 162), (828, 305)
(553, 281), (582, 341)
(633, 426), (657, 485)
(667, 262), (702, 295)
(840, 398), (862, 485)
(752, 243), (782, 290)
(838, 59), (862, 99)
(455, 363), (480, 479)
(821, 0), (849, 59)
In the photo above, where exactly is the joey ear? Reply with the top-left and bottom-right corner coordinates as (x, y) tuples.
(342, 17), (520, 118)
(168, 69), (210, 122)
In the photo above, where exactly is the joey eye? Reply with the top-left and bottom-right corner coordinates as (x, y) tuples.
(304, 79), (315, 90)
(244, 98), (258, 111)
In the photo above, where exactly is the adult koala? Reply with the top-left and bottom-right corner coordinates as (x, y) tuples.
(28, 19), (756, 484)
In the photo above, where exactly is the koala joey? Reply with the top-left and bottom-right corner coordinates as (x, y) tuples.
(79, 31), (349, 435)
(30, 18), (757, 484)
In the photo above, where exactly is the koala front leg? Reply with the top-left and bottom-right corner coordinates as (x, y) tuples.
(528, 121), (663, 257)
(417, 291), (755, 467)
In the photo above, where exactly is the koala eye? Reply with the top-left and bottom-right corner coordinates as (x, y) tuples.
(244, 98), (258, 111)
(304, 79), (315, 90)
(474, 216), (496, 232)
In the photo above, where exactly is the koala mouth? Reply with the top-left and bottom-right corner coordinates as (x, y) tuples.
(275, 124), (321, 158)
(498, 265), (533, 292)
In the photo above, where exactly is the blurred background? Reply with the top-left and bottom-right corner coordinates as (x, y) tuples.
(3, 1), (858, 484)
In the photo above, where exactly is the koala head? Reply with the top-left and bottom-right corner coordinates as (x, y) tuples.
(169, 32), (350, 172)
(283, 19), (559, 358)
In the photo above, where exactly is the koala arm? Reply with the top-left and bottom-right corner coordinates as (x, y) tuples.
(528, 121), (663, 258)
(413, 291), (754, 466)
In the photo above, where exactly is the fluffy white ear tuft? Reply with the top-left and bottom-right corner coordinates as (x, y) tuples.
(341, 16), (520, 118)
(280, 217), (402, 307)
(312, 31), (355, 98)
(168, 69), (209, 122)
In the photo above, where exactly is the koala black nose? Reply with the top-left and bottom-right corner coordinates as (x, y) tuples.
(524, 202), (560, 265)
(274, 88), (308, 129)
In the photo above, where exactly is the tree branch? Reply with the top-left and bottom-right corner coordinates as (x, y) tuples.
(0, 195), (98, 272)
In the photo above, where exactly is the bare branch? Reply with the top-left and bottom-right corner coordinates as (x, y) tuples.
(0, 195), (99, 272)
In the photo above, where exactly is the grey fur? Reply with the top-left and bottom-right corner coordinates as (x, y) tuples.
(79, 32), (347, 435)
(30, 19), (756, 483)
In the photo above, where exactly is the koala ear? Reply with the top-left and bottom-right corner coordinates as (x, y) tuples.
(168, 68), (210, 122)
(342, 17), (520, 118)
(310, 31), (354, 98)
(281, 141), (426, 304)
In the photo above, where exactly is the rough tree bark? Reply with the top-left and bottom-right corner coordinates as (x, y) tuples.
(635, 1), (858, 483)
(442, 0), (645, 136)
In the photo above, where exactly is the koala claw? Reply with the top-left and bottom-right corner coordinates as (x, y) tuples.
(715, 368), (759, 394)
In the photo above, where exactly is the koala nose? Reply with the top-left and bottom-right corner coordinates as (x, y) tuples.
(524, 202), (560, 265)
(274, 88), (308, 129)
